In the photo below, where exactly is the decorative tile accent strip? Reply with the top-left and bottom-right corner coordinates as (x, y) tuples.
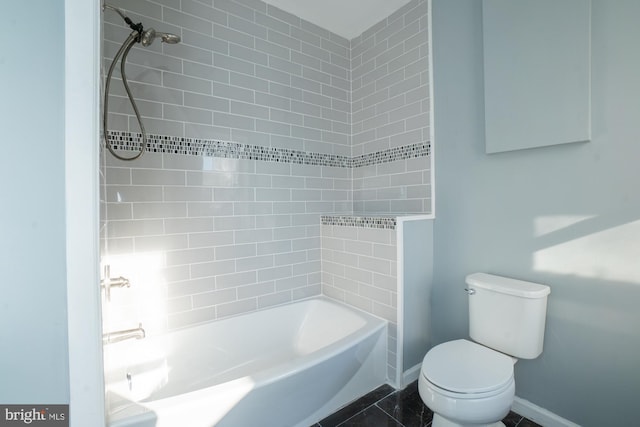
(106, 131), (429, 169)
(352, 142), (430, 168)
(321, 215), (397, 230)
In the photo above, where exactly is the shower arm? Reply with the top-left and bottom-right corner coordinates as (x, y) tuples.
(103, 3), (144, 38)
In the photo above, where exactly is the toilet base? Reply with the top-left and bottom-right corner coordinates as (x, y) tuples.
(432, 413), (505, 427)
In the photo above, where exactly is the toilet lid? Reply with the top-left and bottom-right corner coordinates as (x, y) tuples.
(422, 339), (514, 394)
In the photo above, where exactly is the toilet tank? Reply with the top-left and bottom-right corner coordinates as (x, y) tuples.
(466, 273), (551, 359)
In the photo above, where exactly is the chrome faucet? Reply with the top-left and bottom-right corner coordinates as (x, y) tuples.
(103, 323), (146, 344)
(101, 265), (131, 301)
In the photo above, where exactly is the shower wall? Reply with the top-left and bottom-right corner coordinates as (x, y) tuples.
(101, 0), (430, 333)
(351, 2), (431, 214)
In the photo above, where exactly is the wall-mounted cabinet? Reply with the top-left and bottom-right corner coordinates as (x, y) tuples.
(482, 0), (591, 154)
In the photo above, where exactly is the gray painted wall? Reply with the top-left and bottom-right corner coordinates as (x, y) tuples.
(431, 1), (640, 425)
(0, 0), (70, 403)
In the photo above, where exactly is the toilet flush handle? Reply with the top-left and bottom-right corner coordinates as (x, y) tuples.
(464, 288), (476, 295)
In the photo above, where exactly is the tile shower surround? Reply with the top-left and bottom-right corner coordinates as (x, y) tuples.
(103, 0), (431, 213)
(102, 0), (430, 337)
(321, 217), (399, 380)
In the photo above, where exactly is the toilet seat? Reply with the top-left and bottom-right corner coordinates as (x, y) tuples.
(421, 339), (514, 396)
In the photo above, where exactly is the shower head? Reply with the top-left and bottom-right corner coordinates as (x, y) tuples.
(140, 28), (181, 47)
(103, 3), (181, 47)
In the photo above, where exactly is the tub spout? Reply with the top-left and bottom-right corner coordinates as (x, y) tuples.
(103, 323), (145, 344)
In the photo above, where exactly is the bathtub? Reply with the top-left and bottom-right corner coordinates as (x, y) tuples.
(104, 297), (388, 427)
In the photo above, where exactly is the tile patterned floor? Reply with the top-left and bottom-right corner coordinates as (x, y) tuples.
(312, 381), (542, 427)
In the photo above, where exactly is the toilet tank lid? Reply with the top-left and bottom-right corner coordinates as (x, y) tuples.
(466, 273), (550, 299)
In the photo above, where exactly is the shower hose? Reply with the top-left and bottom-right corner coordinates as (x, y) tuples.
(103, 30), (148, 161)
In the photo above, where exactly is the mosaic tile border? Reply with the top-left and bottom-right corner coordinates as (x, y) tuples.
(352, 142), (430, 168)
(321, 215), (397, 230)
(105, 131), (429, 169)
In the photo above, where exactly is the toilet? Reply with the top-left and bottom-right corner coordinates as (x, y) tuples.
(418, 273), (550, 427)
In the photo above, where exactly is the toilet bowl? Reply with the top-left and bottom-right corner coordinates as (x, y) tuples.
(418, 339), (515, 427)
(417, 273), (551, 427)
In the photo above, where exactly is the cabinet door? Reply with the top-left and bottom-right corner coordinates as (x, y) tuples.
(482, 0), (591, 153)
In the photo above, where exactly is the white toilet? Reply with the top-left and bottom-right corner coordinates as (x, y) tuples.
(418, 273), (550, 427)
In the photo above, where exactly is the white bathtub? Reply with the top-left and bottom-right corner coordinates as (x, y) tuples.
(105, 297), (388, 427)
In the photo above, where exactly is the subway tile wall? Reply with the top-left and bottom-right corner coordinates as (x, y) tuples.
(321, 219), (399, 380)
(103, 151), (352, 334)
(351, 0), (431, 214)
(101, 0), (430, 333)
(103, 0), (353, 155)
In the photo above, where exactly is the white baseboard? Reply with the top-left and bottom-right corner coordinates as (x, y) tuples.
(401, 363), (422, 388)
(512, 396), (581, 427)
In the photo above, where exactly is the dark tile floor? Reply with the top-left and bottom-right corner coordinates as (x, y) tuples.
(313, 381), (542, 427)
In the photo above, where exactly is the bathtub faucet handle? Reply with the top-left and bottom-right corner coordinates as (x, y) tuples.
(101, 264), (132, 302)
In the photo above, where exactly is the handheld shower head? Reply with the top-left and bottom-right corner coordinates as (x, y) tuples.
(140, 28), (181, 47)
(160, 32), (181, 44)
(103, 4), (181, 47)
